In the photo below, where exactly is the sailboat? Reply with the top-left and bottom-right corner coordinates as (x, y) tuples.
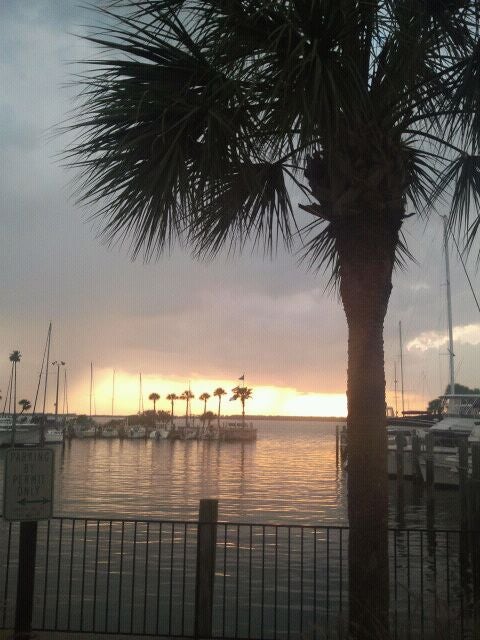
(387, 218), (480, 482)
(416, 218), (480, 485)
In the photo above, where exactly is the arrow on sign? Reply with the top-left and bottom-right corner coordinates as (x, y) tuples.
(17, 498), (51, 506)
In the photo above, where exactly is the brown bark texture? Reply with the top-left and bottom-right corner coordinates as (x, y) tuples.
(338, 218), (398, 639)
(305, 126), (406, 638)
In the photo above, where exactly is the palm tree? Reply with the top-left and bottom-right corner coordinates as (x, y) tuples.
(148, 392), (160, 414)
(213, 388), (227, 426)
(199, 392), (211, 423)
(166, 393), (178, 426)
(65, 4), (480, 636)
(230, 386), (253, 425)
(18, 399), (31, 414)
(180, 390), (195, 425)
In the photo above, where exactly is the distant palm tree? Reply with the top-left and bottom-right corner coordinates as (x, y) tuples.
(18, 399), (31, 414)
(166, 393), (178, 425)
(148, 392), (160, 414)
(213, 388), (226, 426)
(199, 392), (210, 423)
(9, 351), (21, 364)
(180, 390), (195, 424)
(230, 386), (253, 425)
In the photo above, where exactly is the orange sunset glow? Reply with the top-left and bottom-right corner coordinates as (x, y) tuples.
(68, 369), (349, 417)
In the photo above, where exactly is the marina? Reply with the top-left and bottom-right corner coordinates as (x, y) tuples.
(0, 419), (465, 528)
(0, 420), (477, 639)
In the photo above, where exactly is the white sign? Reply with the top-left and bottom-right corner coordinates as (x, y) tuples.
(3, 448), (54, 521)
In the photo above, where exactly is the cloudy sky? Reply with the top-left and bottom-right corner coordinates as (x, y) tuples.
(1, 1), (479, 417)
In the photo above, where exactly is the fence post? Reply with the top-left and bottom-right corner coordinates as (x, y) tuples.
(14, 520), (38, 638)
(195, 499), (218, 639)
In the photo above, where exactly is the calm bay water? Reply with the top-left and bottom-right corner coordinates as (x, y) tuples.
(0, 420), (462, 527)
(0, 420), (471, 637)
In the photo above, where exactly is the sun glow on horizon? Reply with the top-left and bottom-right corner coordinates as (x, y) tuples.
(68, 369), (348, 418)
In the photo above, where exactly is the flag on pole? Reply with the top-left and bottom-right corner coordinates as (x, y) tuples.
(239, 374), (245, 381)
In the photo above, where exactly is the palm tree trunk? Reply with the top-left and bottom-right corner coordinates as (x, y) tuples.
(339, 233), (396, 639)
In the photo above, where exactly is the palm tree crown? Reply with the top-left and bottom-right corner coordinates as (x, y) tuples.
(65, 4), (480, 637)
(230, 386), (253, 419)
(148, 392), (160, 413)
(199, 392), (210, 412)
(18, 399), (31, 414)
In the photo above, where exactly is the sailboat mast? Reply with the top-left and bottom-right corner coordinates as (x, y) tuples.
(42, 323), (52, 415)
(399, 321), (405, 415)
(443, 216), (455, 395)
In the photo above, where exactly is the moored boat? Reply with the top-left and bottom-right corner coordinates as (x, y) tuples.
(125, 425), (146, 439)
(149, 425), (170, 440)
(0, 416), (41, 447)
(100, 424), (119, 438)
(219, 421), (257, 442)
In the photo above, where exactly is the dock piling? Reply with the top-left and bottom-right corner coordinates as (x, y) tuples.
(458, 436), (469, 530)
(425, 432), (435, 530)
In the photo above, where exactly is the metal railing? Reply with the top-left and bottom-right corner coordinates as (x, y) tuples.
(1, 515), (479, 639)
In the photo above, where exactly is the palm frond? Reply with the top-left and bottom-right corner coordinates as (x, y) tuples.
(192, 161), (295, 258)
(431, 154), (480, 238)
(63, 0), (480, 266)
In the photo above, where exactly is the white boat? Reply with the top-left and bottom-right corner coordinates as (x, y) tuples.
(125, 425), (146, 439)
(418, 394), (480, 486)
(149, 426), (170, 440)
(0, 416), (40, 447)
(389, 218), (479, 486)
(76, 424), (97, 438)
(387, 425), (426, 478)
(100, 425), (118, 438)
(45, 427), (64, 444)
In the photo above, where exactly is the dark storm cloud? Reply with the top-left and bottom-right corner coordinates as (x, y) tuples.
(0, 1), (478, 412)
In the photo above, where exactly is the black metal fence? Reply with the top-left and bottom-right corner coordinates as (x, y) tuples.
(1, 515), (479, 639)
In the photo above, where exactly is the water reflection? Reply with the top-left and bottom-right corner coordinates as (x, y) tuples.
(0, 421), (464, 528)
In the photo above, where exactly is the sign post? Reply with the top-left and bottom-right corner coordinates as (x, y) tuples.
(3, 448), (54, 638)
